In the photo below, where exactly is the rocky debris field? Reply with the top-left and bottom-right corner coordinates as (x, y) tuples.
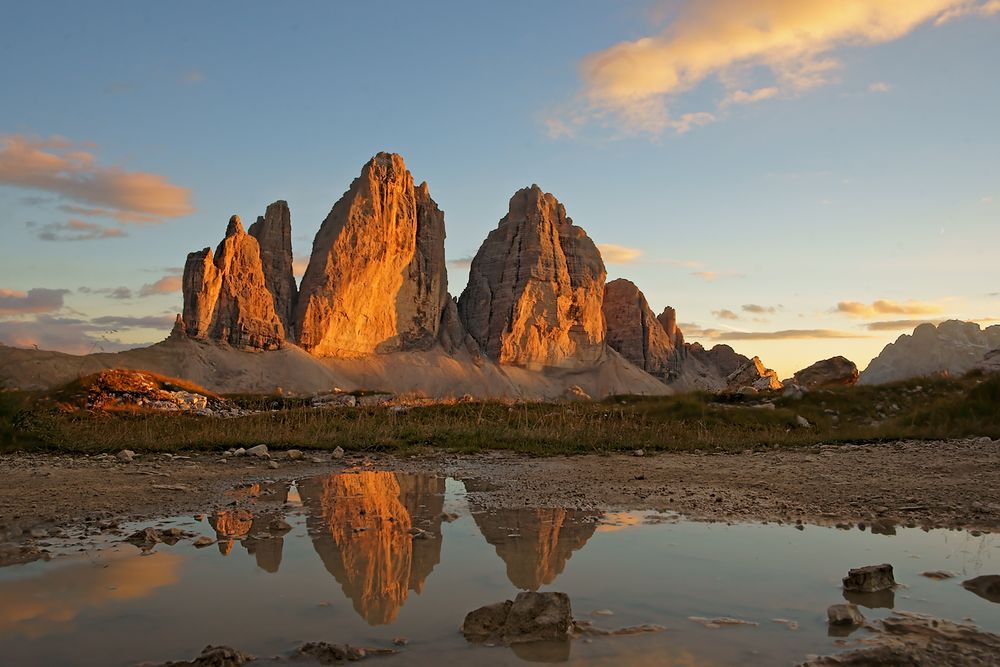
(2, 437), (999, 565)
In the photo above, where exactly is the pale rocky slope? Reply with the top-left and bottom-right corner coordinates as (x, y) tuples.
(859, 320), (1000, 385)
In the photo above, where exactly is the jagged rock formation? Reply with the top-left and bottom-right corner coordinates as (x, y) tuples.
(793, 356), (859, 388)
(859, 321), (1000, 385)
(298, 470), (445, 625)
(656, 307), (684, 347)
(602, 279), (675, 377)
(977, 349), (1000, 375)
(458, 185), (606, 368)
(726, 356), (782, 392)
(294, 153), (451, 357)
(247, 200), (297, 337)
(181, 216), (285, 350)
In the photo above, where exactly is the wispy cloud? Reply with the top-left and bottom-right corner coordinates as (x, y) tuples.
(864, 318), (944, 331)
(446, 256), (475, 270)
(597, 243), (643, 264)
(835, 299), (944, 318)
(29, 219), (127, 242)
(868, 81), (892, 93)
(0, 314), (162, 354)
(742, 304), (777, 314)
(181, 70), (206, 85)
(684, 325), (872, 341)
(691, 270), (743, 281)
(0, 135), (193, 222)
(79, 286), (133, 300)
(0, 287), (69, 315)
(139, 275), (182, 297)
(292, 255), (310, 278)
(712, 309), (740, 320)
(553, 0), (999, 135)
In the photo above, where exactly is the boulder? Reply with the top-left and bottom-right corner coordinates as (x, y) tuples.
(726, 356), (782, 392)
(843, 563), (896, 593)
(602, 279), (675, 377)
(247, 200), (297, 338)
(462, 592), (574, 644)
(457, 185), (606, 368)
(182, 215), (285, 350)
(295, 153), (450, 356)
(827, 603), (865, 626)
(961, 575), (1000, 603)
(859, 320), (1000, 385)
(793, 356), (859, 388)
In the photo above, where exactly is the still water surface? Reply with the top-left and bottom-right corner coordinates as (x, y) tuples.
(1, 471), (997, 665)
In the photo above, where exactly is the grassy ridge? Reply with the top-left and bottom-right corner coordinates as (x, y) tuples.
(2, 375), (998, 455)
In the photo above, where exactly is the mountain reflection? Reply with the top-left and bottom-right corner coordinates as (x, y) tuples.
(298, 470), (445, 625)
(465, 481), (599, 591)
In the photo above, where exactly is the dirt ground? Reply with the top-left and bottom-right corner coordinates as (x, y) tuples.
(2, 437), (998, 557)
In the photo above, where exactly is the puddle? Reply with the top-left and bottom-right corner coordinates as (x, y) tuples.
(1, 470), (998, 665)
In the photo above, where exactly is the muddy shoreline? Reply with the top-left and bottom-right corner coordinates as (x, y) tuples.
(0, 439), (1000, 542)
(2, 437), (998, 549)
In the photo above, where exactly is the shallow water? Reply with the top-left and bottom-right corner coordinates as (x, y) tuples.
(1, 470), (998, 666)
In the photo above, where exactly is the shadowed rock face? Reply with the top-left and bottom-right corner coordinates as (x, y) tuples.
(294, 153), (450, 357)
(182, 216), (285, 350)
(793, 356), (859, 388)
(603, 279), (675, 377)
(298, 471), (445, 625)
(860, 320), (1000, 385)
(247, 200), (297, 338)
(458, 185), (607, 368)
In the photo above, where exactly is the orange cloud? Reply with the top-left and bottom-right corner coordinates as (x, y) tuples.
(563, 0), (998, 134)
(682, 325), (870, 340)
(292, 256), (310, 278)
(836, 299), (944, 318)
(712, 309), (740, 320)
(597, 243), (642, 264)
(0, 135), (193, 221)
(139, 275), (183, 297)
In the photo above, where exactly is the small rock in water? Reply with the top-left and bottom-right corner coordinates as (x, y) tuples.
(921, 570), (956, 580)
(332, 446), (345, 459)
(688, 616), (758, 629)
(962, 575), (1000, 603)
(462, 592), (573, 644)
(293, 642), (396, 662)
(391, 637), (408, 646)
(146, 644), (254, 666)
(117, 449), (136, 462)
(827, 603), (865, 626)
(193, 535), (215, 548)
(843, 563), (896, 592)
(591, 609), (614, 617)
(246, 444), (269, 458)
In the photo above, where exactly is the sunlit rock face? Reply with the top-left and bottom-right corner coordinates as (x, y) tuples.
(603, 279), (675, 378)
(248, 200), (297, 338)
(726, 356), (782, 391)
(458, 185), (607, 368)
(859, 320), (1000, 385)
(294, 153), (451, 356)
(298, 471), (445, 625)
(467, 487), (597, 591)
(181, 216), (285, 350)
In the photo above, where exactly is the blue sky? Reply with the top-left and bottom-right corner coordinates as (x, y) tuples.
(1, 1), (998, 377)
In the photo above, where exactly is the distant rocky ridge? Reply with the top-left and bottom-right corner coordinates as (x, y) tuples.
(859, 320), (1000, 385)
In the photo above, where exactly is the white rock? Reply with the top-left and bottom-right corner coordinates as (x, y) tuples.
(233, 447), (246, 457)
(117, 449), (136, 462)
(246, 444), (269, 458)
(286, 449), (303, 460)
(795, 415), (812, 428)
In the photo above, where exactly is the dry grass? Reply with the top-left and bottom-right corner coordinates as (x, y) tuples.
(2, 374), (998, 455)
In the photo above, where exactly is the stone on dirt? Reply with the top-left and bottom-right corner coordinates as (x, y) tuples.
(842, 563), (896, 593)
(245, 445), (268, 458)
(117, 449), (136, 462)
(462, 591), (574, 645)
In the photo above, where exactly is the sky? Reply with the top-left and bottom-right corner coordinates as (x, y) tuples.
(1, 0), (998, 378)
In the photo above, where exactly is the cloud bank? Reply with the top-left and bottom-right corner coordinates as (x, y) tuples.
(836, 299), (944, 318)
(555, 0), (1000, 135)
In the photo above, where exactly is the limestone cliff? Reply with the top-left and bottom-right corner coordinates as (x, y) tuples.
(247, 200), (297, 337)
(457, 185), (607, 368)
(602, 279), (675, 377)
(294, 154), (450, 356)
(181, 216), (285, 350)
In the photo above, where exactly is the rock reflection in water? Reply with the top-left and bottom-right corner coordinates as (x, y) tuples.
(208, 505), (290, 572)
(466, 483), (599, 591)
(298, 470), (445, 625)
